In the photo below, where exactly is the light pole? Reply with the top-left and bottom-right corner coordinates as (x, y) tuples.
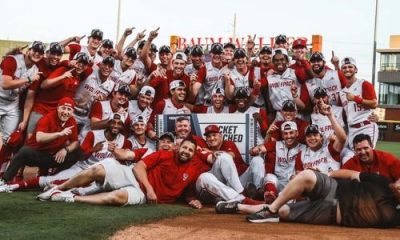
(116, 0), (122, 43)
(372, 0), (379, 86)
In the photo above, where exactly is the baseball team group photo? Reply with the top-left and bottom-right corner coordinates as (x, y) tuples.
(0, 0), (400, 239)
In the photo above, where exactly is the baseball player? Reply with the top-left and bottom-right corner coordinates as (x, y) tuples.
(342, 134), (400, 183)
(0, 98), (83, 187)
(0, 112), (131, 192)
(296, 52), (347, 111)
(186, 87), (232, 113)
(232, 87), (268, 145)
(133, 28), (159, 79)
(114, 27), (146, 60)
(19, 42), (64, 136)
(126, 115), (156, 159)
(73, 56), (116, 127)
(62, 29), (104, 65)
(339, 57), (378, 149)
(289, 38), (313, 84)
(265, 48), (300, 121)
(217, 169), (400, 228)
(148, 52), (191, 106)
(157, 45), (173, 71)
(184, 45), (204, 76)
(249, 121), (306, 203)
(267, 100), (309, 144)
(295, 103), (347, 174)
(222, 42), (236, 67)
(310, 87), (345, 141)
(38, 138), (207, 209)
(190, 43), (233, 105)
(109, 47), (138, 96)
(37, 52), (91, 115)
(227, 48), (265, 107)
(273, 34), (289, 50)
(147, 80), (191, 139)
(0, 41), (44, 142)
(127, 85), (154, 125)
(255, 46), (273, 77)
(79, 84), (131, 139)
(195, 125), (263, 205)
(97, 39), (114, 60)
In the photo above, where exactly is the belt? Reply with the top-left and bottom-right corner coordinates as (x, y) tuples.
(74, 107), (89, 117)
(0, 95), (15, 102)
(350, 120), (371, 128)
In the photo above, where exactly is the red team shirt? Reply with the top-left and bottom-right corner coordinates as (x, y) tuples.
(141, 150), (208, 204)
(289, 60), (313, 84)
(32, 66), (91, 115)
(342, 150), (400, 183)
(26, 111), (78, 155)
(148, 70), (191, 106)
(218, 140), (248, 175)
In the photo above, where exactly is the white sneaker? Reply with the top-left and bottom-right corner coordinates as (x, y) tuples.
(0, 184), (18, 193)
(37, 186), (60, 201)
(51, 190), (75, 203)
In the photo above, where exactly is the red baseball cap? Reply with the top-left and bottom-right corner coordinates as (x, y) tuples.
(292, 38), (307, 49)
(58, 97), (75, 108)
(7, 130), (24, 148)
(204, 124), (221, 136)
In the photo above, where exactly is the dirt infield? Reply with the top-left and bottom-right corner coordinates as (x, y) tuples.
(111, 207), (400, 240)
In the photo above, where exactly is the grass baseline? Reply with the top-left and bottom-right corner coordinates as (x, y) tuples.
(0, 141), (398, 239)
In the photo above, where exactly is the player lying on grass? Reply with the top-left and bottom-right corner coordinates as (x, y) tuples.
(216, 169), (400, 228)
(37, 138), (208, 208)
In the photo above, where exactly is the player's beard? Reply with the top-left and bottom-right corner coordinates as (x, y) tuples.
(312, 65), (324, 74)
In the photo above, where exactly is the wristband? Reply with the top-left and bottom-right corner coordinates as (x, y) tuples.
(64, 147), (69, 153)
(293, 94), (299, 98)
(27, 76), (32, 84)
(354, 96), (363, 104)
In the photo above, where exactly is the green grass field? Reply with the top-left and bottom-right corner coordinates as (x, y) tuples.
(0, 141), (398, 240)
(376, 141), (400, 158)
(0, 192), (193, 240)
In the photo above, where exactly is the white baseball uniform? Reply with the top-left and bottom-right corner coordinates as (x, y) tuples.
(296, 141), (341, 174)
(39, 130), (128, 187)
(73, 69), (115, 126)
(109, 60), (137, 85)
(311, 105), (345, 141)
(196, 62), (230, 105)
(339, 78), (378, 148)
(0, 54), (39, 141)
(305, 69), (343, 106)
(267, 68), (299, 121)
(264, 141), (306, 192)
(127, 100), (152, 124)
(230, 66), (264, 106)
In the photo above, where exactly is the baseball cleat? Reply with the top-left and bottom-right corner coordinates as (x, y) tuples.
(36, 186), (60, 201)
(50, 190), (75, 203)
(0, 184), (19, 193)
(246, 206), (279, 223)
(215, 201), (239, 214)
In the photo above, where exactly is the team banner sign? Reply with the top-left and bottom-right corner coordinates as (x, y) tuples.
(156, 114), (259, 163)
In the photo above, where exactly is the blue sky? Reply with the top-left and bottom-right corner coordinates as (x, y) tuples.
(0, 0), (398, 80)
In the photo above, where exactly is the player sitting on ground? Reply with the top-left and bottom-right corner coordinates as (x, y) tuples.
(216, 169), (400, 228)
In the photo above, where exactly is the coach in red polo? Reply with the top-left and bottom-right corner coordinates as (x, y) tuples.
(1, 97), (83, 183)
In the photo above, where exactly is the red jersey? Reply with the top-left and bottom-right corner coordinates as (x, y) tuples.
(269, 118), (309, 144)
(27, 111), (78, 155)
(148, 70), (191, 107)
(142, 151), (207, 203)
(32, 66), (90, 115)
(218, 140), (248, 175)
(289, 60), (312, 84)
(342, 150), (400, 183)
